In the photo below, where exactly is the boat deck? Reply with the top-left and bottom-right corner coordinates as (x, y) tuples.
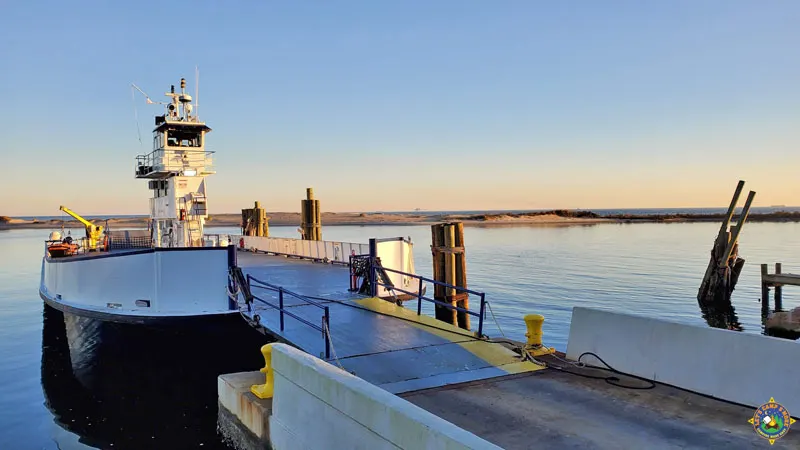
(236, 251), (543, 392)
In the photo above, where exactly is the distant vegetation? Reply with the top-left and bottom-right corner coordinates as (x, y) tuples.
(470, 209), (800, 223)
(473, 210), (601, 220)
(0, 216), (10, 223)
(603, 210), (800, 222)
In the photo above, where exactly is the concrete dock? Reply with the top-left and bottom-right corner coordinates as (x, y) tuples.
(402, 357), (799, 449)
(219, 248), (800, 449)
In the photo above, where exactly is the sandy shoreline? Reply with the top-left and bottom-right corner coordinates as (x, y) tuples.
(2, 210), (799, 231)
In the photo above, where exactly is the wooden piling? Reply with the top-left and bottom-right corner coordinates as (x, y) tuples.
(241, 201), (269, 237)
(431, 222), (469, 330)
(696, 180), (754, 330)
(301, 188), (322, 241)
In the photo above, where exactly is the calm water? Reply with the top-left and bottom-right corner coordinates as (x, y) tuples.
(1, 222), (798, 448)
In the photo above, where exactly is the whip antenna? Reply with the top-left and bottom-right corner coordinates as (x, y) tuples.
(195, 66), (200, 120)
(130, 83), (168, 144)
(130, 85), (142, 145)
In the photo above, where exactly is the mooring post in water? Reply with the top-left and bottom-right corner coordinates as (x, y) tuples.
(761, 263), (770, 314)
(300, 188), (322, 241)
(431, 222), (470, 330)
(697, 180), (754, 330)
(241, 201), (269, 237)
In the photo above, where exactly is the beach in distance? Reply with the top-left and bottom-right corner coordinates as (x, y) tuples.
(3, 208), (800, 230)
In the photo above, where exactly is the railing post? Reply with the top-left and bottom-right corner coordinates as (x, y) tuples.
(368, 238), (378, 297)
(477, 293), (486, 337)
(323, 307), (331, 359)
(349, 254), (357, 291)
(775, 263), (783, 311)
(417, 277), (423, 315)
(374, 264), (380, 297)
(279, 288), (285, 331)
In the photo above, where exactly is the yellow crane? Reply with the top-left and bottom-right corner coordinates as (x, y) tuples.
(59, 206), (106, 251)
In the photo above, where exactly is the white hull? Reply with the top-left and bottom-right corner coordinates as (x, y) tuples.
(40, 246), (238, 324)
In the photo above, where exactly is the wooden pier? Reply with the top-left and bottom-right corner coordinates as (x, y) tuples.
(761, 263), (800, 312)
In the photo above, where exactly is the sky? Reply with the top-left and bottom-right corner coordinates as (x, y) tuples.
(1, 1), (799, 215)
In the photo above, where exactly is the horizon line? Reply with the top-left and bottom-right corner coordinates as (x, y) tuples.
(7, 205), (798, 218)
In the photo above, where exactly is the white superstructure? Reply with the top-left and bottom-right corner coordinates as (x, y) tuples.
(40, 75), (237, 323)
(134, 77), (214, 247)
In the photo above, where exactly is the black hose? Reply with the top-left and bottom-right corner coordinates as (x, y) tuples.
(543, 351), (655, 390)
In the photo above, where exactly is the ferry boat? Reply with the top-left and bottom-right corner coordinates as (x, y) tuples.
(39, 75), (422, 324)
(39, 77), (238, 323)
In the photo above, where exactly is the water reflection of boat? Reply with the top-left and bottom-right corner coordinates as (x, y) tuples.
(41, 304), (266, 449)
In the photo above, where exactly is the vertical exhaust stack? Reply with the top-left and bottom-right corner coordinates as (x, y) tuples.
(301, 188), (322, 241)
(431, 222), (470, 330)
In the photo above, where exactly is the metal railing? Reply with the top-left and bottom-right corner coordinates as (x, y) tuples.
(134, 149), (215, 177)
(245, 274), (331, 359)
(241, 236), (370, 266)
(351, 255), (487, 337)
(108, 235), (153, 249)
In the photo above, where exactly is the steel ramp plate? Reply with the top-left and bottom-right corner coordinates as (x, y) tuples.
(238, 251), (362, 302)
(237, 251), (544, 391)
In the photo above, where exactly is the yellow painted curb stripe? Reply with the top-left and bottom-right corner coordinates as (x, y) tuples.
(354, 297), (544, 375)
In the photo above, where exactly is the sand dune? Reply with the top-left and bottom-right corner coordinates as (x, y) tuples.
(2, 210), (798, 230)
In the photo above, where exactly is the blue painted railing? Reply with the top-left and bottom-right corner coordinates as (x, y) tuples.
(350, 255), (487, 337)
(245, 274), (331, 359)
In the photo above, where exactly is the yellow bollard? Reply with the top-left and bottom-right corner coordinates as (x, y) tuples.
(250, 343), (275, 399)
(524, 314), (555, 357)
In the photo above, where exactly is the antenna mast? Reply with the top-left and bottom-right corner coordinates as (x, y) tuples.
(195, 66), (200, 120)
(131, 83), (164, 105)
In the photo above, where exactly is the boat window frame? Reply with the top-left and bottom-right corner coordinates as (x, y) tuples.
(164, 128), (203, 148)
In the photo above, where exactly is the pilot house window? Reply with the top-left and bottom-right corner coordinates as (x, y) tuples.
(165, 130), (202, 148)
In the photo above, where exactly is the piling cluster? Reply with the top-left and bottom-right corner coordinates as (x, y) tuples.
(301, 188), (322, 241)
(696, 180), (754, 331)
(241, 201), (269, 237)
(431, 222), (470, 330)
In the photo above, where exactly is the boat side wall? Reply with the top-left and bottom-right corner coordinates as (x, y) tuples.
(566, 307), (800, 414)
(237, 235), (421, 296)
(41, 248), (232, 316)
(238, 235), (369, 264)
(267, 343), (501, 450)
